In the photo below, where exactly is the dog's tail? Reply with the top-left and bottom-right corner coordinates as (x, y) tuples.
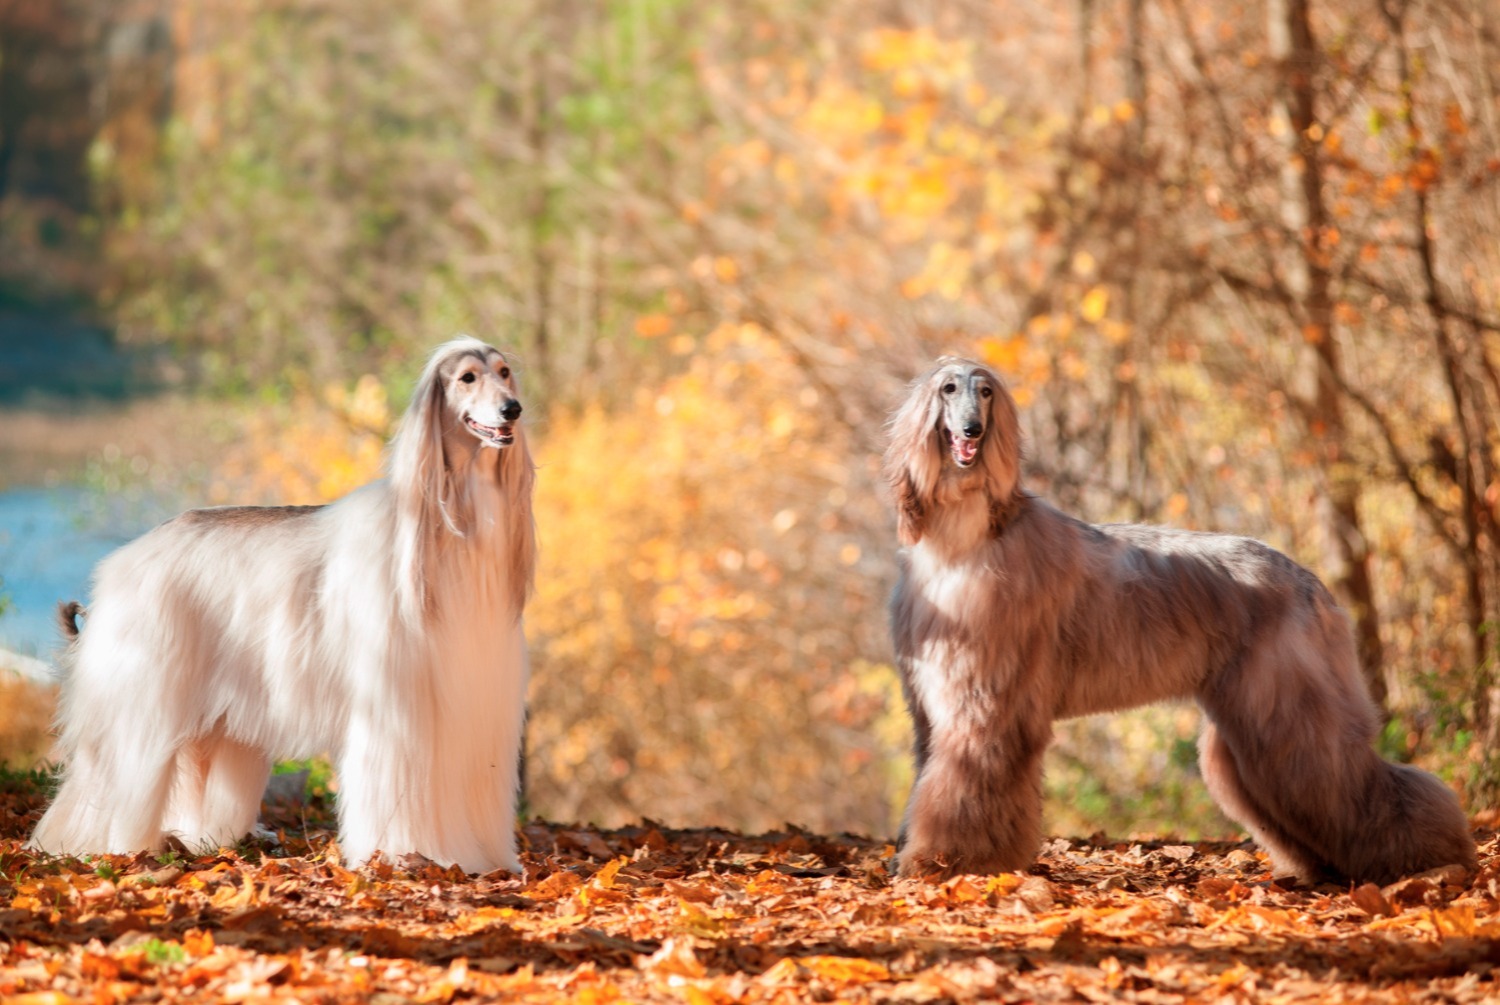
(57, 600), (85, 640)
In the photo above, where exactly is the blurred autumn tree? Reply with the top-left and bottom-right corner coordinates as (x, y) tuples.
(14, 0), (1498, 832)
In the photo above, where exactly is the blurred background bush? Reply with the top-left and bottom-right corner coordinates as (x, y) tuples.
(2, 0), (1498, 838)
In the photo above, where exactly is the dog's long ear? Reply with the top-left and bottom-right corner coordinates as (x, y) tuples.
(884, 367), (945, 545)
(495, 376), (537, 617)
(390, 348), (455, 620)
(979, 370), (1023, 531)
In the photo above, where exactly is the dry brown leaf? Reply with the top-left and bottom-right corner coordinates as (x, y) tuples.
(1351, 882), (1397, 918)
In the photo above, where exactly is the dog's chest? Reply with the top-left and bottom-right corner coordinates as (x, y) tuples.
(911, 552), (977, 619)
(904, 550), (993, 731)
(909, 540), (994, 624)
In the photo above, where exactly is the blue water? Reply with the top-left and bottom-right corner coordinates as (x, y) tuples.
(0, 486), (160, 657)
(0, 311), (169, 658)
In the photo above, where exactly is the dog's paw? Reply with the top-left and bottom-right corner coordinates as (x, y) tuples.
(896, 850), (958, 881)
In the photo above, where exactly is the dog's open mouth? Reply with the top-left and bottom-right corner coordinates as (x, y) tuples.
(949, 431), (980, 467)
(466, 416), (516, 447)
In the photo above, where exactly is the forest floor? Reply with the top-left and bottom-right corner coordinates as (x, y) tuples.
(0, 773), (1496, 1004)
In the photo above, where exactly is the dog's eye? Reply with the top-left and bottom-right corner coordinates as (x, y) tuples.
(980, 387), (993, 398)
(942, 382), (956, 394)
(499, 366), (511, 379)
(460, 372), (477, 384)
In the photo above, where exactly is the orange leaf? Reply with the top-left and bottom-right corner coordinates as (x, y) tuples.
(1444, 102), (1468, 137)
(639, 937), (706, 979)
(634, 314), (674, 339)
(939, 875), (988, 904)
(712, 256), (739, 282)
(762, 955), (891, 984)
(590, 856), (628, 891)
(531, 869), (584, 902)
(182, 928), (215, 956)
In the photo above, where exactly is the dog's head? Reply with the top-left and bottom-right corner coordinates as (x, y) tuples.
(932, 359), (997, 470)
(884, 357), (1022, 545)
(431, 339), (524, 451)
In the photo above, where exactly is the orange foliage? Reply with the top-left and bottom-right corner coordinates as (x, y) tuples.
(526, 325), (907, 834)
(0, 673), (54, 769)
(208, 377), (391, 506)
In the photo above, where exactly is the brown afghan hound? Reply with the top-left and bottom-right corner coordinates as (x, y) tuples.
(885, 357), (1476, 884)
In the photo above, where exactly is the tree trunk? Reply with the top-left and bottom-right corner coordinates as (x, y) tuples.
(1269, 0), (1387, 707)
(1111, 0), (1149, 518)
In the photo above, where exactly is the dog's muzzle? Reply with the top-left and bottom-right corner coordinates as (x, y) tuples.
(466, 415), (516, 447)
(949, 429), (981, 467)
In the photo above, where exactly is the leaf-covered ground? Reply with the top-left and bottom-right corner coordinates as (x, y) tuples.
(1, 776), (1496, 1004)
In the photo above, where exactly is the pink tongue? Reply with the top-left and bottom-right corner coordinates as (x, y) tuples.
(960, 439), (978, 460)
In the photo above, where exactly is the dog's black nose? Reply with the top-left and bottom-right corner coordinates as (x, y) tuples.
(963, 421), (983, 438)
(501, 400), (523, 421)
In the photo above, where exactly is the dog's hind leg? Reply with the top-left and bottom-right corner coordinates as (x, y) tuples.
(30, 635), (177, 853)
(30, 737), (178, 856)
(894, 673), (934, 852)
(164, 732), (270, 853)
(1198, 720), (1324, 882)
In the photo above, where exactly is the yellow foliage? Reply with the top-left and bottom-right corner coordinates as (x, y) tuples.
(526, 331), (906, 834)
(1080, 286), (1110, 324)
(799, 80), (883, 153)
(902, 242), (974, 302)
(859, 28), (972, 89)
(210, 380), (390, 506)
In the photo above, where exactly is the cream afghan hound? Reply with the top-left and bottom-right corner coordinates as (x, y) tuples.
(30, 336), (536, 873)
(885, 357), (1477, 884)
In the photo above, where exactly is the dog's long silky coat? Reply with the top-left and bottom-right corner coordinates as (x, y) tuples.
(885, 357), (1476, 883)
(31, 337), (536, 873)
